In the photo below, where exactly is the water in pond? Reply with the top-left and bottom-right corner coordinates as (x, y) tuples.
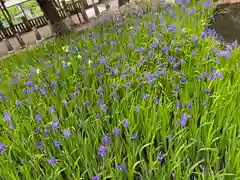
(210, 2), (240, 43)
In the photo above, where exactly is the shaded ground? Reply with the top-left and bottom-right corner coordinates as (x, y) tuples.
(210, 0), (240, 43)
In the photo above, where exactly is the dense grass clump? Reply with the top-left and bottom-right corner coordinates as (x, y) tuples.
(0, 0), (240, 179)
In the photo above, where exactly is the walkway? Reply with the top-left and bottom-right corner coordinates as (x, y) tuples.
(0, 0), (119, 58)
(224, 0), (240, 3)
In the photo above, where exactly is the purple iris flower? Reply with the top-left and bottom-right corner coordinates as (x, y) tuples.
(47, 156), (56, 164)
(145, 72), (152, 84)
(116, 163), (127, 172)
(98, 145), (107, 157)
(62, 129), (71, 139)
(180, 113), (187, 128)
(157, 152), (164, 165)
(112, 128), (120, 135)
(122, 119), (129, 127)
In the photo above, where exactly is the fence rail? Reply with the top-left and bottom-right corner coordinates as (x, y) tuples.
(0, 1), (96, 41)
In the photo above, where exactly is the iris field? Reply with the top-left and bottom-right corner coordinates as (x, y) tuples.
(1, 0), (240, 179)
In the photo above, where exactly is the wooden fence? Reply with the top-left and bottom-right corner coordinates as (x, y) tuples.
(0, 0), (97, 41)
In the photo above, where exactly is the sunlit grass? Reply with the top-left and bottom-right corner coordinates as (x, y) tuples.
(1, 1), (240, 179)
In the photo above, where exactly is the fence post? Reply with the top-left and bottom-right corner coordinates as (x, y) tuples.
(47, 20), (56, 36)
(82, 0), (88, 8)
(105, 3), (110, 10)
(15, 33), (26, 49)
(32, 27), (42, 42)
(66, 12), (75, 31)
(92, 0), (100, 18)
(62, 0), (77, 28)
(21, 16), (32, 31)
(71, 0), (82, 24)
(80, 3), (89, 23)
(3, 38), (14, 53)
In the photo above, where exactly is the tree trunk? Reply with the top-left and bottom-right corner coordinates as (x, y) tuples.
(36, 0), (68, 35)
(118, 0), (129, 7)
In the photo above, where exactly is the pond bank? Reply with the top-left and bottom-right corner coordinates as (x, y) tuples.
(210, 0), (240, 43)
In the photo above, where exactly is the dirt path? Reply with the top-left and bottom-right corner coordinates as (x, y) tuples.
(224, 0), (240, 3)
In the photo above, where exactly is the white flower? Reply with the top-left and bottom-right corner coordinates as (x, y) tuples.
(77, 55), (82, 59)
(62, 46), (69, 52)
(36, 69), (40, 74)
(181, 28), (187, 33)
(165, 0), (175, 4)
(88, 60), (92, 65)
